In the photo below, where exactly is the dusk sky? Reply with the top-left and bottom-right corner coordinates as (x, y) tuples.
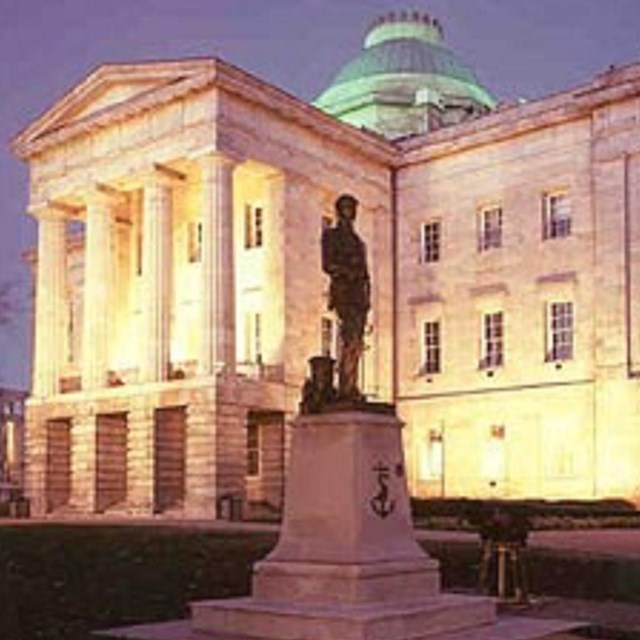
(1, 0), (639, 389)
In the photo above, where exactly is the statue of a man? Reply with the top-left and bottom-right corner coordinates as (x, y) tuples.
(321, 194), (371, 401)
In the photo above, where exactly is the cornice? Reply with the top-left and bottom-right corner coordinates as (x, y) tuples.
(211, 59), (397, 166)
(12, 65), (216, 160)
(397, 62), (640, 166)
(12, 57), (398, 168)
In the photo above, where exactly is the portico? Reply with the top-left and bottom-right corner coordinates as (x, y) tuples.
(27, 151), (246, 516)
(12, 58), (395, 518)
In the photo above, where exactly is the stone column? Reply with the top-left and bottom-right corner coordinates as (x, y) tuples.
(23, 404), (48, 516)
(70, 408), (97, 513)
(139, 172), (173, 383)
(81, 188), (115, 390)
(263, 172), (286, 368)
(196, 152), (238, 375)
(126, 403), (155, 514)
(31, 206), (67, 397)
(184, 388), (218, 517)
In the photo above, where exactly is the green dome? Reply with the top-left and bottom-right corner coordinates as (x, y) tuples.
(314, 11), (496, 139)
(332, 37), (480, 87)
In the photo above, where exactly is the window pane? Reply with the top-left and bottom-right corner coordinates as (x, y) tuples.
(247, 424), (260, 477)
(418, 429), (443, 480)
(423, 320), (441, 374)
(548, 302), (573, 360)
(321, 317), (334, 357)
(479, 206), (502, 251)
(254, 207), (263, 247)
(481, 312), (504, 368)
(422, 221), (441, 263)
(544, 192), (571, 239)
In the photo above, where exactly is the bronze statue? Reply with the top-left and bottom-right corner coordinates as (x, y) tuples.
(300, 356), (336, 414)
(321, 194), (370, 402)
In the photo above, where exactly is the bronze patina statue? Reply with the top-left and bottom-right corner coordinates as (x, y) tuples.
(321, 194), (370, 402)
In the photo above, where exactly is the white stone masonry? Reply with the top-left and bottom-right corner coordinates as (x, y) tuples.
(32, 207), (67, 397)
(140, 173), (173, 382)
(197, 152), (237, 375)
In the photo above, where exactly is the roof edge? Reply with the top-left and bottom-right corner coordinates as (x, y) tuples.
(11, 57), (398, 167)
(397, 61), (640, 165)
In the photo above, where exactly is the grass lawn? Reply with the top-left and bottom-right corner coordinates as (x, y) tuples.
(4, 524), (638, 640)
(0, 525), (277, 640)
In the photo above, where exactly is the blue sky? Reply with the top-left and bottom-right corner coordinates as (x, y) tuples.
(1, 0), (639, 388)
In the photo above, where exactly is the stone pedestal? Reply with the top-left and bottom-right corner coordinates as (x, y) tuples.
(191, 411), (496, 640)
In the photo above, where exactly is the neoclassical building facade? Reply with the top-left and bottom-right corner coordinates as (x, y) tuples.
(12, 12), (640, 516)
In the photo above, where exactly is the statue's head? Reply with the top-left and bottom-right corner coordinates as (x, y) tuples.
(335, 193), (358, 222)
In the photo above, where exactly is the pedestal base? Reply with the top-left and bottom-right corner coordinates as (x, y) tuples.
(253, 558), (440, 605)
(191, 593), (496, 640)
(190, 412), (497, 640)
(98, 411), (581, 640)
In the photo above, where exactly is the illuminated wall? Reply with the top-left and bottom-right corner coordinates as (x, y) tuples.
(14, 55), (640, 516)
(397, 89), (640, 502)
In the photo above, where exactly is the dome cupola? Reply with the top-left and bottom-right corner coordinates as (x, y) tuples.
(314, 10), (496, 139)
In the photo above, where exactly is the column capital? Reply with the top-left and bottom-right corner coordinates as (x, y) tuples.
(140, 163), (187, 188)
(28, 200), (75, 221)
(190, 147), (244, 169)
(84, 183), (127, 208)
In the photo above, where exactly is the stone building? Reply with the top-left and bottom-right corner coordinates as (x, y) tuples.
(12, 10), (640, 516)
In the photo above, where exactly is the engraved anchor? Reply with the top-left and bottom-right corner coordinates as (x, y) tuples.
(370, 462), (395, 519)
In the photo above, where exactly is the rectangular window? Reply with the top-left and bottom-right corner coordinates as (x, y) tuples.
(478, 206), (503, 252)
(187, 221), (202, 263)
(421, 221), (441, 263)
(321, 316), (337, 358)
(422, 320), (441, 374)
(244, 312), (262, 364)
(254, 207), (263, 247)
(135, 219), (143, 276)
(543, 192), (571, 239)
(480, 312), (504, 369)
(418, 429), (443, 480)
(67, 299), (75, 364)
(244, 204), (264, 249)
(254, 313), (262, 364)
(547, 301), (574, 361)
(246, 423), (260, 477)
(482, 425), (506, 481)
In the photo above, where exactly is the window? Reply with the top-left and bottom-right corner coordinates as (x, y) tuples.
(246, 423), (260, 477)
(135, 218), (143, 275)
(478, 206), (502, 252)
(67, 299), (75, 364)
(244, 312), (262, 364)
(547, 301), (573, 361)
(421, 221), (441, 263)
(480, 311), (504, 369)
(244, 204), (263, 249)
(418, 429), (443, 480)
(321, 316), (337, 358)
(482, 425), (506, 482)
(422, 320), (441, 374)
(187, 221), (202, 263)
(543, 192), (571, 239)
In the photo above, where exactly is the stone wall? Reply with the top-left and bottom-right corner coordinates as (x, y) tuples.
(397, 89), (640, 502)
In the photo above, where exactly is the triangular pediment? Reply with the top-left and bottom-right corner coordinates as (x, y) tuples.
(65, 79), (164, 122)
(13, 59), (215, 157)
